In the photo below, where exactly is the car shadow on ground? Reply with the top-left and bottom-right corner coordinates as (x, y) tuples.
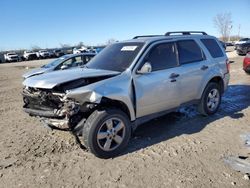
(119, 84), (250, 156)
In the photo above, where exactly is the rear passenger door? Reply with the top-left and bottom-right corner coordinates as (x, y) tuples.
(176, 39), (209, 104)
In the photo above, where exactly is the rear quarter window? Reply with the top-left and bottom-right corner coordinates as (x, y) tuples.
(201, 39), (224, 58)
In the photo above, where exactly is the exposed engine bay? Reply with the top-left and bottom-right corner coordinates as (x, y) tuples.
(22, 75), (115, 133)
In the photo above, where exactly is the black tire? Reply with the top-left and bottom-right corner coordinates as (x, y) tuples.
(245, 70), (250, 75)
(198, 82), (221, 116)
(244, 67), (250, 74)
(82, 109), (131, 159)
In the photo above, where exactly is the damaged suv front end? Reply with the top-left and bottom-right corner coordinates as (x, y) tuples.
(23, 87), (81, 130)
(22, 68), (123, 132)
(22, 42), (144, 138)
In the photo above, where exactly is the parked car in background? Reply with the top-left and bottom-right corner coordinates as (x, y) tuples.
(23, 53), (96, 79)
(236, 42), (250, 55)
(243, 52), (250, 74)
(37, 50), (50, 59)
(23, 51), (38, 61)
(235, 38), (250, 49)
(4, 52), (19, 62)
(219, 41), (226, 50)
(0, 54), (4, 63)
(226, 42), (234, 47)
(22, 31), (230, 158)
(48, 50), (54, 58)
(52, 49), (65, 58)
(73, 46), (88, 54)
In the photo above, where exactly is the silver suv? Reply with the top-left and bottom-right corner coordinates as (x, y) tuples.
(22, 31), (230, 158)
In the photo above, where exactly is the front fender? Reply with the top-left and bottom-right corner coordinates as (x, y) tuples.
(65, 71), (136, 121)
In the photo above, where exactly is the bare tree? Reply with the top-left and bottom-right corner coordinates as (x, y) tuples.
(105, 38), (118, 45)
(213, 12), (232, 42)
(31, 45), (41, 51)
(60, 43), (71, 48)
(75, 41), (85, 48)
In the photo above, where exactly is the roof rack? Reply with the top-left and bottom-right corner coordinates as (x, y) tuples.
(165, 31), (207, 36)
(133, 35), (162, 39)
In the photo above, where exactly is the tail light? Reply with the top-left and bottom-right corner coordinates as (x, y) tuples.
(226, 59), (230, 73)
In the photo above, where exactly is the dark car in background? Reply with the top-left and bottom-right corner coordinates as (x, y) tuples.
(52, 49), (65, 58)
(23, 53), (96, 79)
(226, 42), (234, 47)
(237, 42), (250, 55)
(235, 38), (250, 50)
(0, 54), (4, 63)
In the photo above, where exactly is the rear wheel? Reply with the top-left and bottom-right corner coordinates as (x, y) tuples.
(198, 82), (221, 116)
(82, 109), (131, 159)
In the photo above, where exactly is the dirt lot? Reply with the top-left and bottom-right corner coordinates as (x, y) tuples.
(0, 53), (250, 188)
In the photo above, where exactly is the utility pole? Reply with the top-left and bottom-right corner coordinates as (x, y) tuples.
(228, 23), (233, 42)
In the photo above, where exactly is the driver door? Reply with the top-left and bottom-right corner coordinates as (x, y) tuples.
(133, 42), (182, 118)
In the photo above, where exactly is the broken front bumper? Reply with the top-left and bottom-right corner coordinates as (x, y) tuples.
(23, 108), (63, 118)
(22, 87), (83, 130)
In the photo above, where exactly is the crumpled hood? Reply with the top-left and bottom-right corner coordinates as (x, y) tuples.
(23, 68), (120, 89)
(22, 67), (48, 79)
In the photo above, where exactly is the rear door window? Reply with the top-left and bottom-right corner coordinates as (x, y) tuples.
(177, 40), (204, 65)
(201, 39), (224, 58)
(146, 42), (178, 71)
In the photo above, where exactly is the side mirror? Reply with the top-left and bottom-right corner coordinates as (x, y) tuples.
(61, 65), (68, 70)
(137, 62), (152, 74)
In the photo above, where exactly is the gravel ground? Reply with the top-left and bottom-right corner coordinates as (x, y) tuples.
(0, 53), (250, 188)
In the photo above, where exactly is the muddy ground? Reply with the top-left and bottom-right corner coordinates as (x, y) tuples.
(0, 53), (250, 188)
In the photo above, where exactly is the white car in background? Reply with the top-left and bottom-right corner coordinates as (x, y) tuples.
(73, 46), (88, 54)
(37, 50), (50, 59)
(22, 53), (96, 79)
(4, 52), (19, 62)
(23, 51), (38, 60)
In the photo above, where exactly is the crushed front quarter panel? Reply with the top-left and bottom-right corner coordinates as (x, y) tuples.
(65, 70), (136, 121)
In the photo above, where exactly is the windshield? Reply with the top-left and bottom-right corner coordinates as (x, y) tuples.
(42, 57), (66, 68)
(86, 42), (144, 72)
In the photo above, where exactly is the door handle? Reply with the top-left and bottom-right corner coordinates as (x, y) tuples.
(201, 65), (209, 70)
(169, 73), (180, 79)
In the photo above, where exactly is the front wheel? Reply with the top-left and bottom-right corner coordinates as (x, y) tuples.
(82, 109), (131, 159)
(198, 82), (221, 116)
